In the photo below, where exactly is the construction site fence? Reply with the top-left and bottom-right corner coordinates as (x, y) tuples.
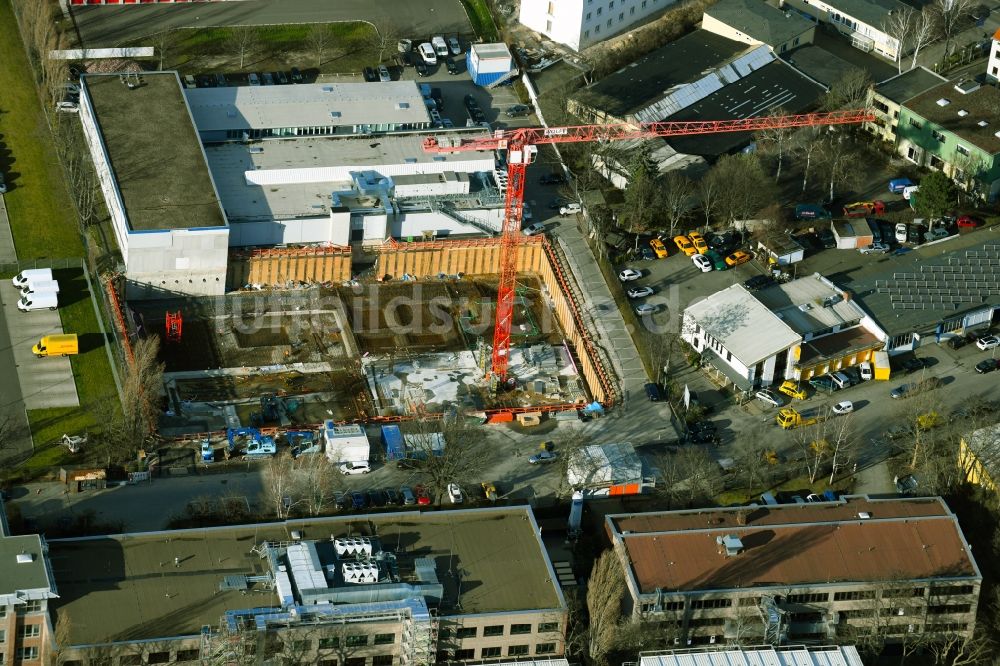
(227, 246), (353, 289)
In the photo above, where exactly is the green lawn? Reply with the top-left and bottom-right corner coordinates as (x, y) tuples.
(149, 22), (378, 74)
(459, 0), (500, 42)
(0, 0), (84, 259)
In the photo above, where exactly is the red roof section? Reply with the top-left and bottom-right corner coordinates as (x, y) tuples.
(609, 497), (978, 593)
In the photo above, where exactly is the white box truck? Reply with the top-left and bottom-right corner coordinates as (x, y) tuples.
(12, 268), (52, 288)
(323, 421), (370, 464)
(17, 291), (58, 312)
(20, 279), (59, 295)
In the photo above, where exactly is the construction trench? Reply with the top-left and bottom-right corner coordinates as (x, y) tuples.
(111, 236), (617, 439)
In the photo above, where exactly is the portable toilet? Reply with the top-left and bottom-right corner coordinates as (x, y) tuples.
(467, 42), (515, 87)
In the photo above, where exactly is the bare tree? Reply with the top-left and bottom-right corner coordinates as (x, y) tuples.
(818, 134), (865, 202)
(706, 153), (773, 224)
(755, 108), (796, 182)
(226, 26), (260, 70)
(152, 30), (176, 71)
(732, 428), (776, 497)
(825, 67), (873, 111)
(306, 24), (334, 68)
(792, 125), (825, 194)
(697, 172), (719, 227)
(289, 452), (340, 516)
(660, 170), (693, 235)
(367, 20), (400, 65)
(910, 10), (937, 69)
(655, 446), (723, 507)
(96, 337), (163, 465)
(405, 417), (494, 499)
(587, 550), (626, 666)
(926, 622), (993, 665)
(930, 0), (975, 60)
(882, 8), (914, 75)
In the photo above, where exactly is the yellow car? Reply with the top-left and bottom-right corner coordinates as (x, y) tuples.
(649, 238), (668, 258)
(777, 380), (807, 400)
(725, 250), (751, 267)
(688, 231), (709, 254)
(673, 235), (697, 256)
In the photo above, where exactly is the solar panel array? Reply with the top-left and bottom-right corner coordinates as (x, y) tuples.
(875, 243), (1000, 310)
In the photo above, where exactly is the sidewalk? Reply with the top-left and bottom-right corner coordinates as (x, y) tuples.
(0, 196), (18, 263)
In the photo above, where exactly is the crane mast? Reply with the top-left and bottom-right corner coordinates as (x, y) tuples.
(424, 110), (875, 384)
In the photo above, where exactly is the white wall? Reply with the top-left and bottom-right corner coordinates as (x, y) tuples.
(228, 211), (350, 247)
(245, 158), (495, 186)
(125, 228), (228, 297)
(519, 0), (675, 51)
(988, 38), (1000, 81)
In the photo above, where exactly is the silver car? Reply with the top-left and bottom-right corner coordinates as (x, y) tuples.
(754, 389), (784, 408)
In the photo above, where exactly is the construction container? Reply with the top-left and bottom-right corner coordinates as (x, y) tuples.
(382, 425), (404, 461)
(872, 350), (891, 380)
(467, 43), (516, 87)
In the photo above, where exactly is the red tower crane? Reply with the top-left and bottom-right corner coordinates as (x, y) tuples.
(423, 110), (875, 383)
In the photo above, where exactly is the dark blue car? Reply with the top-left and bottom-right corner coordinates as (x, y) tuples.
(351, 491), (368, 510)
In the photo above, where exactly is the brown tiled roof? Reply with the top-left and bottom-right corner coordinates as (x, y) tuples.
(609, 497), (978, 593)
(797, 327), (881, 365)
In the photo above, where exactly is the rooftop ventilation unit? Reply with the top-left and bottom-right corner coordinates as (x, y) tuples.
(330, 111), (342, 118)
(798, 303), (813, 311)
(995, 131), (1000, 140)
(978, 121), (989, 127)
(16, 553), (33, 564)
(957, 109), (969, 117)
(936, 98), (951, 106)
(823, 294), (844, 308)
(334, 536), (374, 557)
(396, 102), (410, 110)
(342, 562), (380, 584)
(717, 534), (744, 557)
(858, 512), (872, 519)
(248, 147), (263, 154)
(954, 79), (980, 94)
(322, 86), (334, 93)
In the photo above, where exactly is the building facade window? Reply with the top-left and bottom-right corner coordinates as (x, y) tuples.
(928, 604), (972, 614)
(508, 645), (529, 656)
(319, 637), (340, 649)
(510, 624), (532, 635)
(834, 590), (876, 601)
(536, 643), (557, 654)
(372, 656), (394, 666)
(931, 129), (946, 142)
(457, 627), (477, 639)
(374, 633), (395, 645)
(481, 647), (502, 658)
(16, 647), (39, 661)
(454, 649), (475, 660)
(345, 635), (368, 647)
(690, 598), (732, 609)
(908, 118), (922, 129)
(956, 145), (970, 156)
(483, 626), (504, 637)
(787, 592), (829, 603)
(931, 585), (975, 596)
(537, 622), (559, 633)
(176, 650), (199, 662)
(18, 625), (40, 639)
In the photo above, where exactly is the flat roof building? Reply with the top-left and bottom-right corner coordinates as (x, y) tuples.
(606, 496), (981, 646)
(0, 531), (59, 665)
(682, 273), (886, 389)
(638, 645), (864, 666)
(48, 507), (567, 664)
(866, 67), (948, 143)
(185, 82), (433, 142)
(80, 71), (229, 298)
(702, 0), (816, 54)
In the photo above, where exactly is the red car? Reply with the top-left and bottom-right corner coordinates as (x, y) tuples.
(414, 484), (432, 506)
(956, 215), (982, 228)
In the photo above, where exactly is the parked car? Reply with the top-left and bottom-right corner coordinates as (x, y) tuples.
(448, 36), (462, 55)
(927, 226), (950, 241)
(528, 451), (558, 464)
(634, 303), (659, 316)
(975, 358), (1000, 374)
(650, 238), (668, 258)
(778, 380), (808, 400)
(639, 247), (656, 261)
(888, 177), (915, 194)
(559, 203), (582, 216)
(627, 286), (654, 299)
(976, 335), (1000, 351)
(276, 71), (288, 84)
(363, 66), (377, 82)
(447, 483), (464, 504)
(396, 458), (420, 470)
(415, 485), (432, 505)
(673, 235), (696, 256)
(415, 62), (430, 77)
(522, 222), (545, 236)
(895, 223), (909, 243)
(859, 242), (891, 255)
(290, 67), (303, 83)
(688, 231), (709, 254)
(692, 254), (713, 273)
(55, 101), (79, 113)
(818, 229), (836, 249)
(808, 375), (836, 391)
(618, 268), (642, 282)
(890, 383), (913, 399)
(948, 336), (967, 350)
(644, 383), (662, 401)
(334, 491), (350, 510)
(704, 250), (727, 271)
(505, 104), (531, 117)
(351, 490), (367, 509)
(445, 57), (460, 75)
(340, 461), (372, 475)
(262, 72), (275, 85)
(378, 65), (392, 82)
(901, 357), (929, 373)
(831, 400), (854, 415)
(957, 215), (982, 228)
(743, 274), (775, 292)
(725, 250), (751, 267)
(401, 486), (417, 505)
(754, 389), (784, 408)
(384, 488), (401, 505)
(368, 489), (387, 508)
(540, 173), (566, 185)
(248, 72), (261, 86)
(417, 42), (437, 65)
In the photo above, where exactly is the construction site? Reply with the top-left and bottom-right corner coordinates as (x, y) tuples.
(108, 234), (614, 445)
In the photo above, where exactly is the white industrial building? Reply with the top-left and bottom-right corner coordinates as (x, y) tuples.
(638, 645), (864, 666)
(79, 72), (229, 298)
(681, 273), (887, 390)
(518, 0), (677, 51)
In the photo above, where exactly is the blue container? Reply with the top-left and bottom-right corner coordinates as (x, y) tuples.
(382, 425), (404, 460)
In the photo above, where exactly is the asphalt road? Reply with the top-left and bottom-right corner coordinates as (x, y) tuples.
(71, 0), (474, 47)
(0, 289), (31, 464)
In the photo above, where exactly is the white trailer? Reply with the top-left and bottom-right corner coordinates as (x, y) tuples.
(323, 421), (370, 464)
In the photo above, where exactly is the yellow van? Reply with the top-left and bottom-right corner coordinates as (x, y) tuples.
(32, 334), (78, 358)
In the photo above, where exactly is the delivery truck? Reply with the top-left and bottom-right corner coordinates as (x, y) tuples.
(32, 333), (78, 357)
(776, 407), (829, 429)
(18, 291), (58, 312)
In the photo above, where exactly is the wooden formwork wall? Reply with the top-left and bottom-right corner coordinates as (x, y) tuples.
(227, 252), (353, 289)
(376, 242), (545, 278)
(378, 240), (609, 404)
(535, 254), (608, 404)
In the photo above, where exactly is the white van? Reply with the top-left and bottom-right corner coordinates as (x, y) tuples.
(859, 362), (873, 381)
(21, 279), (59, 295)
(17, 291), (58, 312)
(431, 36), (449, 57)
(417, 42), (437, 66)
(830, 372), (852, 390)
(12, 268), (52, 288)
